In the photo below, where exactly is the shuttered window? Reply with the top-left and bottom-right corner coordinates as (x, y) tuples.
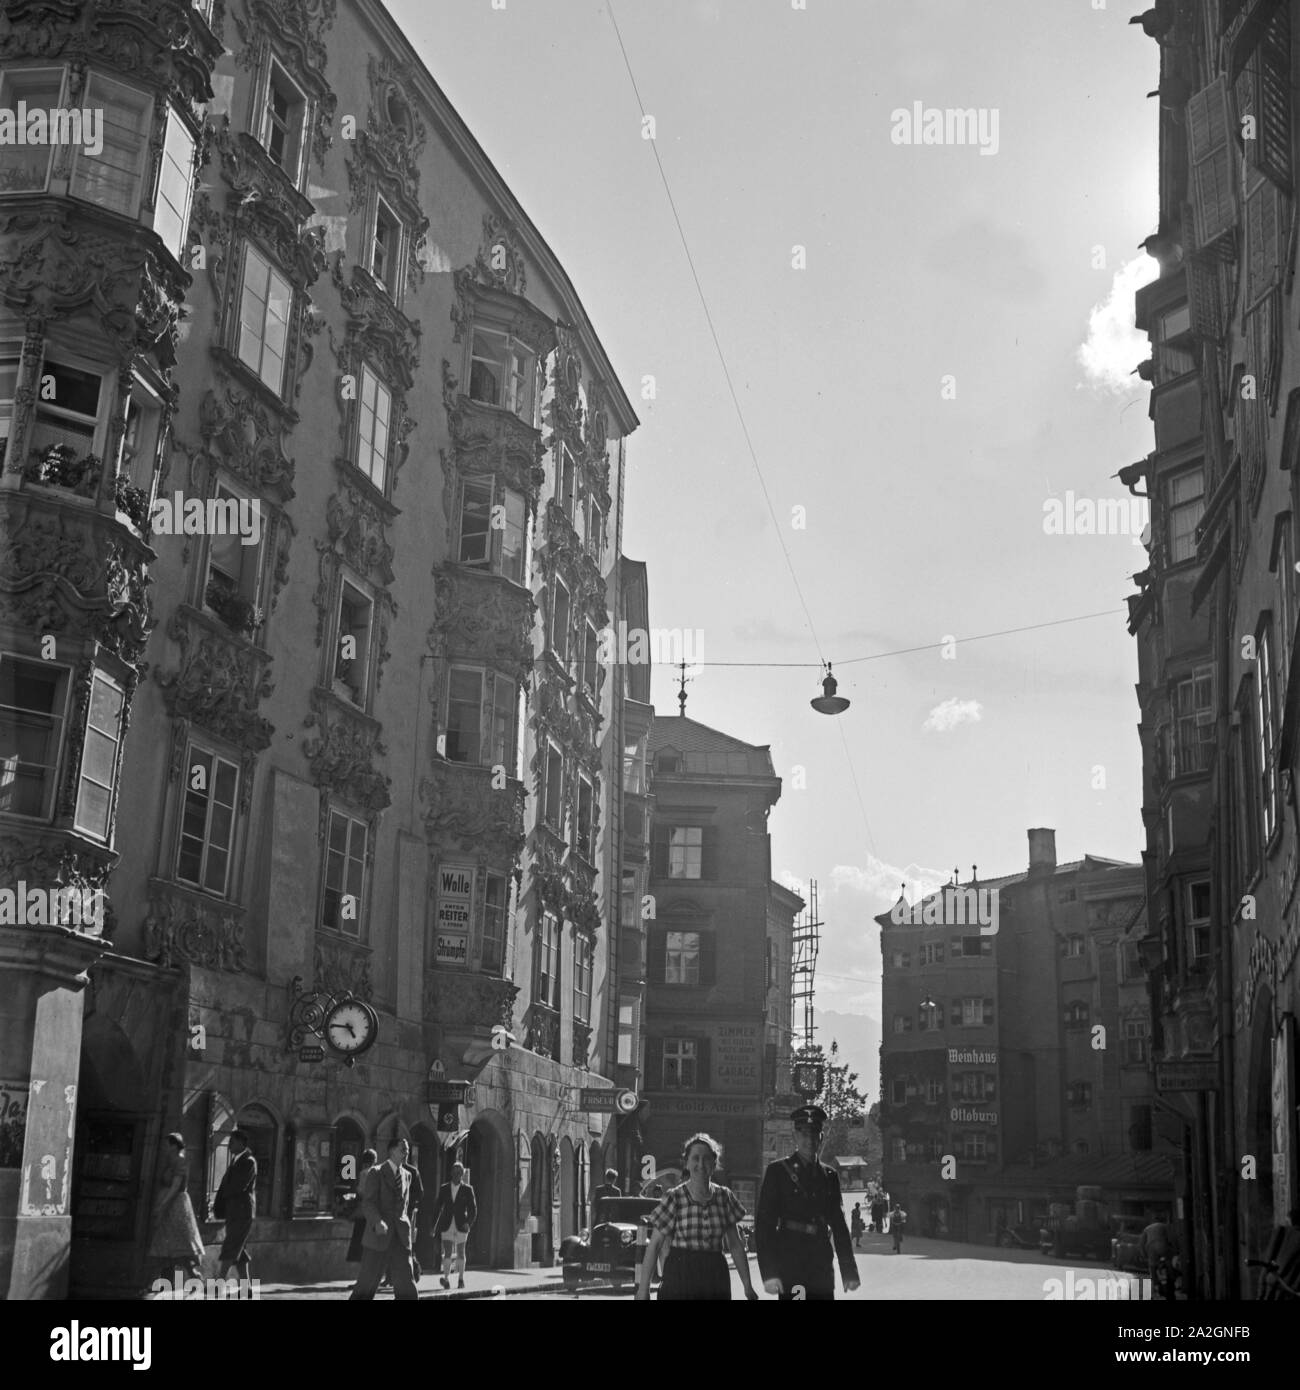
(1246, 2), (1291, 192)
(1187, 77), (1238, 250)
(1244, 173), (1283, 310)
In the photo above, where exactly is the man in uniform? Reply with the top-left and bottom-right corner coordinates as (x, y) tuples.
(756, 1105), (860, 1300)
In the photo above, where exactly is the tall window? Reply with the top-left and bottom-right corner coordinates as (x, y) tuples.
(204, 484), (265, 623)
(543, 745), (564, 829)
(481, 872), (508, 974)
(237, 243), (291, 395)
(962, 1132), (988, 1160)
(669, 826), (703, 879)
(557, 446), (576, 518)
(444, 667), (516, 770)
(322, 809), (366, 937)
(665, 930), (700, 984)
(154, 108), (197, 261)
(73, 673), (124, 841)
(1123, 1017), (1149, 1064)
(1068, 1082), (1093, 1108)
(1258, 624), (1278, 840)
(573, 934), (593, 1025)
(258, 59), (306, 183)
(550, 578), (571, 665)
(1173, 667), (1215, 774)
(369, 196), (402, 294)
(176, 748), (239, 896)
(1186, 878), (1211, 964)
(31, 359), (102, 457)
(0, 350), (17, 465)
(1277, 524), (1295, 687)
(355, 366), (391, 492)
(0, 69), (63, 192)
(663, 1038), (697, 1090)
(334, 583), (372, 707)
(582, 624), (599, 700)
(469, 329), (536, 422)
(535, 911), (562, 1009)
(0, 657), (67, 819)
(458, 476), (526, 583)
(1166, 467), (1205, 564)
(959, 996), (986, 1027)
(588, 499), (604, 563)
(69, 72), (152, 216)
(918, 998), (942, 1032)
(575, 774), (594, 859)
(617, 999), (635, 1066)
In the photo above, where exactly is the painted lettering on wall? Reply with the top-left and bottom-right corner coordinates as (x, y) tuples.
(714, 1023), (760, 1092)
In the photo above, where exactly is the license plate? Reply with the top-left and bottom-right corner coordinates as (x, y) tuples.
(586, 1262), (613, 1273)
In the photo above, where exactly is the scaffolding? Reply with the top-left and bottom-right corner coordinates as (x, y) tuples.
(791, 878), (821, 1055)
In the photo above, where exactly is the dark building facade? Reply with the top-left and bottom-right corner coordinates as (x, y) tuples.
(1126, 0), (1300, 1298)
(640, 716), (786, 1214)
(0, 0), (641, 1296)
(877, 830), (1161, 1241)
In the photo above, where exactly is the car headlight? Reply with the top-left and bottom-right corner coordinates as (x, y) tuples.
(620, 1230), (635, 1245)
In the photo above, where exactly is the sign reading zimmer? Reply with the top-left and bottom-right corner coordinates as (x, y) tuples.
(714, 1023), (760, 1092)
(435, 865), (473, 967)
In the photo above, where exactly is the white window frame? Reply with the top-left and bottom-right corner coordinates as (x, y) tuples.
(1065, 935), (1085, 958)
(572, 932), (593, 1026)
(236, 241), (291, 396)
(73, 670), (124, 842)
(0, 655), (70, 822)
(355, 364), (391, 493)
(1166, 465), (1206, 564)
(481, 871), (509, 974)
(1258, 622), (1278, 841)
(535, 910), (562, 1009)
(959, 996), (983, 1027)
(0, 67), (66, 195)
(368, 193), (404, 296)
(175, 744), (240, 897)
(154, 105), (197, 261)
(575, 771), (594, 859)
(203, 479), (265, 616)
(662, 1037), (697, 1091)
(444, 665), (516, 771)
(458, 474), (527, 584)
(1186, 878), (1211, 962)
(551, 577), (571, 665)
(468, 327), (537, 423)
(321, 807), (367, 938)
(333, 580), (373, 709)
(962, 1132), (988, 1160)
(69, 71), (152, 217)
(257, 56), (307, 187)
(664, 930), (700, 985)
(668, 825), (703, 879)
(30, 354), (106, 461)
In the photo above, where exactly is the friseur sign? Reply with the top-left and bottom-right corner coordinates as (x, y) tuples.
(1155, 1060), (1220, 1092)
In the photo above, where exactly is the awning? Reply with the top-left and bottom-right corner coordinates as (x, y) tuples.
(442, 1128), (469, 1152)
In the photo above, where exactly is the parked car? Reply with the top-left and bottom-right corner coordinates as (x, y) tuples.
(1111, 1216), (1147, 1272)
(561, 1196), (660, 1286)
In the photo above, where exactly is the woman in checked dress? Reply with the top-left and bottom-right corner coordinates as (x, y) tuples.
(635, 1133), (758, 1301)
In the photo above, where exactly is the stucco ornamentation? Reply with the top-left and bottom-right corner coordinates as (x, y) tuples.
(302, 688), (391, 812)
(427, 568), (534, 680)
(314, 933), (373, 1002)
(421, 763), (526, 864)
(143, 882), (248, 973)
(424, 970), (518, 1032)
(155, 608), (275, 752)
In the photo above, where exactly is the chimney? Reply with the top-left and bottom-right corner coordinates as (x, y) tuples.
(1028, 828), (1057, 874)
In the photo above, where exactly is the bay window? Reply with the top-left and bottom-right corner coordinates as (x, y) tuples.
(444, 666), (517, 770)
(1166, 466), (1205, 564)
(481, 872), (509, 973)
(0, 656), (68, 820)
(469, 328), (536, 422)
(0, 68), (63, 192)
(30, 358), (102, 458)
(458, 475), (526, 583)
(69, 72), (152, 216)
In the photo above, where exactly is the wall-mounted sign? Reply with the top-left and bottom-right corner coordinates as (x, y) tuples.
(949, 1106), (998, 1125)
(1156, 1061), (1220, 1092)
(655, 1096), (763, 1117)
(299, 1046), (324, 1063)
(579, 1088), (638, 1113)
(714, 1023), (760, 1092)
(435, 865), (474, 967)
(947, 1048), (998, 1066)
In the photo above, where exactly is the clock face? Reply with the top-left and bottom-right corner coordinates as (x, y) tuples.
(325, 1000), (376, 1056)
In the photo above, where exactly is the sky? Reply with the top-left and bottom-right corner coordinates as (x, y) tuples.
(388, 0), (1161, 1092)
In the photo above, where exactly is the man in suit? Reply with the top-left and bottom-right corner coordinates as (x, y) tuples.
(349, 1137), (418, 1300)
(430, 1161), (477, 1290)
(214, 1129), (258, 1284)
(591, 1166), (621, 1225)
(755, 1105), (859, 1301)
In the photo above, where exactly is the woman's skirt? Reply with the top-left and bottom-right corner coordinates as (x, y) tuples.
(147, 1192), (205, 1265)
(657, 1247), (731, 1300)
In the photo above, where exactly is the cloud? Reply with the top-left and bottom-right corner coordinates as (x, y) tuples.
(924, 697), (982, 732)
(829, 857), (950, 909)
(1077, 256), (1159, 394)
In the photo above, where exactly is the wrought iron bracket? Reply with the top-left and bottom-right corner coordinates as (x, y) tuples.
(286, 974), (364, 1067)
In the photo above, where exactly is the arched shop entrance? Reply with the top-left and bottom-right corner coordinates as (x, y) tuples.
(465, 1111), (511, 1268)
(559, 1137), (577, 1240)
(410, 1122), (443, 1266)
(530, 1132), (553, 1265)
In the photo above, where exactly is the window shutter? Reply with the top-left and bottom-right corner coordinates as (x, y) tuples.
(1187, 77), (1238, 250)
(1249, 4), (1291, 191)
(982, 999), (994, 1025)
(650, 824), (669, 878)
(695, 1037), (710, 1091)
(1245, 176), (1283, 309)
(700, 825), (717, 880)
(1187, 252), (1228, 340)
(647, 927), (667, 984)
(698, 931), (716, 986)
(645, 1037), (664, 1091)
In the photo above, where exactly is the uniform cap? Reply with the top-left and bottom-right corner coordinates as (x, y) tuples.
(791, 1105), (827, 1129)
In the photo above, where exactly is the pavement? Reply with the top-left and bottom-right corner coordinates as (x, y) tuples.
(256, 1262), (635, 1301)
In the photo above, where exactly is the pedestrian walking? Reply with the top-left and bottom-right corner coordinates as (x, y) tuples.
(850, 1203), (865, 1249)
(1138, 1217), (1174, 1300)
(634, 1133), (758, 1301)
(349, 1138), (418, 1300)
(213, 1129), (257, 1283)
(870, 1197), (886, 1234)
(146, 1132), (205, 1284)
(345, 1148), (378, 1264)
(430, 1160), (477, 1290)
(395, 1158), (424, 1283)
(755, 1105), (859, 1301)
(890, 1201), (907, 1253)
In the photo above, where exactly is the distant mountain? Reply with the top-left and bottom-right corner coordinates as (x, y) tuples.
(816, 1010), (882, 1106)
